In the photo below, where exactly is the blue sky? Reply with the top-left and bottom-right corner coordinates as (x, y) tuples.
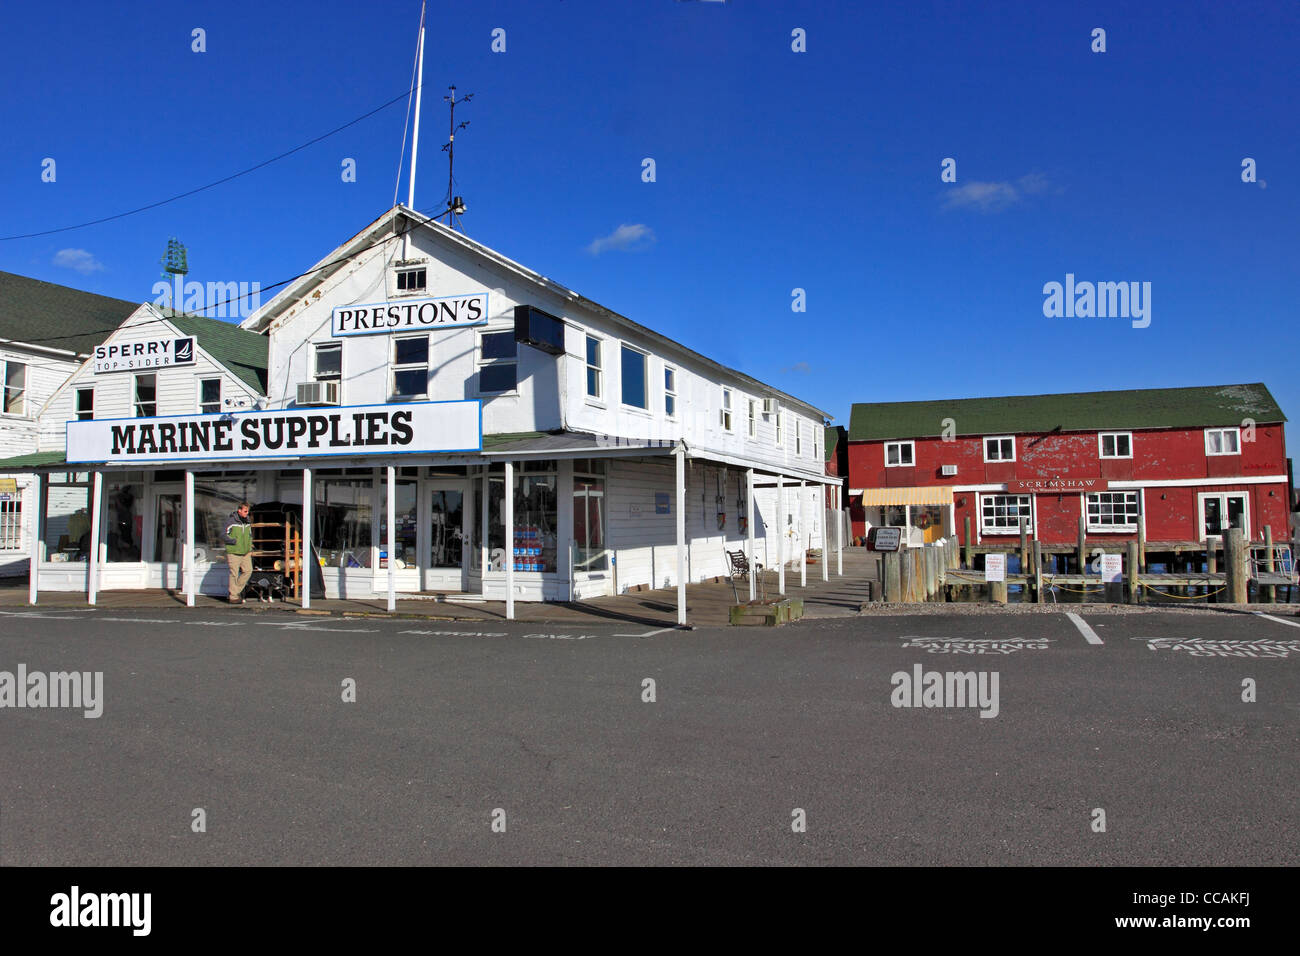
(2, 0), (1297, 451)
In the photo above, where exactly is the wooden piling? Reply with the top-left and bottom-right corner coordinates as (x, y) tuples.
(1019, 518), (1029, 575)
(963, 516), (972, 569)
(1077, 516), (1087, 576)
(1262, 525), (1275, 604)
(1137, 521), (1147, 573)
(1224, 528), (1249, 604)
(883, 550), (901, 602)
(1032, 540), (1043, 603)
(1126, 540), (1140, 605)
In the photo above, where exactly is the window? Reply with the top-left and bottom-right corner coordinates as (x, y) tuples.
(980, 494), (1032, 534)
(585, 335), (603, 399)
(314, 342), (342, 382)
(775, 411), (783, 446)
(984, 436), (1016, 462)
(199, 378), (222, 414)
(391, 335), (429, 397)
(720, 388), (734, 431)
(479, 331), (517, 393)
(314, 477), (373, 567)
(664, 366), (677, 417)
(396, 267), (427, 292)
(885, 441), (914, 467)
(0, 497), (20, 550)
(75, 388), (94, 421)
(796, 420), (802, 456)
(1087, 491), (1140, 531)
(748, 399), (758, 439)
(1099, 432), (1132, 459)
(1205, 427), (1240, 456)
(2, 361), (26, 415)
(620, 345), (647, 409)
(134, 374), (156, 417)
(478, 461), (559, 573)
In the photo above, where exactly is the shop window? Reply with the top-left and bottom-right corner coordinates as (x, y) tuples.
(42, 474), (90, 562)
(0, 497), (20, 550)
(574, 466), (607, 573)
(479, 331), (517, 393)
(885, 441), (914, 467)
(664, 366), (677, 418)
(747, 399), (758, 439)
(1205, 427), (1240, 456)
(1087, 491), (1140, 531)
(1099, 432), (1132, 459)
(380, 478), (419, 568)
(585, 335), (603, 400)
(314, 477), (373, 568)
(392, 335), (429, 397)
(478, 463), (558, 573)
(720, 388), (734, 432)
(396, 267), (427, 292)
(199, 378), (222, 414)
(189, 475), (259, 560)
(980, 493), (1032, 534)
(983, 436), (1015, 462)
(76, 387), (94, 421)
(105, 480), (142, 561)
(134, 374), (157, 417)
(313, 342), (342, 386)
(2, 361), (26, 415)
(621, 345), (647, 409)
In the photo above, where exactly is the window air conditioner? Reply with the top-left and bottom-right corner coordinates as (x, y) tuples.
(297, 381), (340, 406)
(762, 398), (778, 415)
(941, 464), (958, 477)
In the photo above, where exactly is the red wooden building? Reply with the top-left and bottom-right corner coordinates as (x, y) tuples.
(847, 383), (1293, 549)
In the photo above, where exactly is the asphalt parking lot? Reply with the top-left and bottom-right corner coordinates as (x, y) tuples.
(1, 606), (1296, 865)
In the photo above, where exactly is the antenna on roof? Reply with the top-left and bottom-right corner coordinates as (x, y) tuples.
(439, 85), (472, 231)
(159, 237), (188, 316)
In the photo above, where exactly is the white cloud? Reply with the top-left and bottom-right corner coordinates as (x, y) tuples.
(53, 248), (105, 274)
(781, 361), (811, 374)
(942, 173), (1051, 213)
(586, 223), (655, 255)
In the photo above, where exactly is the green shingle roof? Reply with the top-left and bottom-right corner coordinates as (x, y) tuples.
(166, 312), (268, 394)
(824, 425), (842, 462)
(0, 451), (68, 471)
(0, 271), (137, 357)
(849, 383), (1286, 442)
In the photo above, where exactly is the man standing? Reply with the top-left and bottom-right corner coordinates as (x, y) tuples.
(225, 501), (254, 604)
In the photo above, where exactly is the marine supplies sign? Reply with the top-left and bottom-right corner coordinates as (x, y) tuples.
(331, 293), (488, 337)
(66, 401), (481, 464)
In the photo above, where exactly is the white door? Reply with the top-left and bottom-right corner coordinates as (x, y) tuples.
(1198, 492), (1249, 539)
(424, 480), (469, 592)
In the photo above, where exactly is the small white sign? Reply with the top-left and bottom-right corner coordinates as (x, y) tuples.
(984, 553), (1006, 582)
(1100, 553), (1123, 583)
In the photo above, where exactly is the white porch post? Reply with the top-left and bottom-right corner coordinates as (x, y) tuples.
(837, 491), (844, 578)
(480, 467), (489, 577)
(386, 465), (396, 612)
(504, 460), (515, 620)
(301, 467), (312, 609)
(184, 469), (195, 607)
(799, 479), (807, 587)
(821, 483), (829, 583)
(87, 470), (103, 605)
(27, 472), (44, 605)
(675, 444), (686, 626)
(777, 474), (786, 596)
(746, 468), (756, 602)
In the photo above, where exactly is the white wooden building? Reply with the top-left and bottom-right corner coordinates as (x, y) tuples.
(1, 207), (840, 623)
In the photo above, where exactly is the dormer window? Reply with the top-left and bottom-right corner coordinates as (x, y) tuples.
(396, 267), (427, 292)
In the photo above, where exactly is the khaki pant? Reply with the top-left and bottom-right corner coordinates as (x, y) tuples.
(227, 551), (253, 601)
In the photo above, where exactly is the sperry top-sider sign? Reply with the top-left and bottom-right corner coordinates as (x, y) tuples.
(94, 337), (195, 373)
(66, 400), (481, 464)
(331, 292), (488, 337)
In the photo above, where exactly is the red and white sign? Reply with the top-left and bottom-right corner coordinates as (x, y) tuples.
(1007, 477), (1109, 493)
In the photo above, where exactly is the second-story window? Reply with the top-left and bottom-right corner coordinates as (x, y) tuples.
(199, 378), (222, 413)
(134, 374), (157, 417)
(796, 420), (802, 455)
(2, 361), (26, 415)
(392, 335), (429, 397)
(585, 335), (602, 400)
(621, 345), (647, 409)
(76, 387), (94, 421)
(1099, 432), (1132, 458)
(1205, 427), (1240, 456)
(747, 399), (758, 439)
(479, 331), (517, 393)
(984, 436), (1016, 462)
(664, 366), (677, 418)
(775, 411), (783, 446)
(885, 441), (914, 466)
(720, 388), (734, 431)
(314, 342), (342, 383)
(396, 267), (427, 292)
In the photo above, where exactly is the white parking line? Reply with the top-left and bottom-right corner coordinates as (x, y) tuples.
(1065, 612), (1104, 645)
(1253, 612), (1300, 629)
(613, 626), (677, 638)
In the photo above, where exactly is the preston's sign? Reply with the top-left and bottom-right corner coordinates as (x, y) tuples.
(94, 337), (195, 373)
(1007, 477), (1109, 493)
(331, 293), (488, 336)
(66, 401), (481, 464)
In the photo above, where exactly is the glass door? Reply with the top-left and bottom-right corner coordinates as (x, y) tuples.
(1200, 492), (1249, 538)
(425, 481), (468, 591)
